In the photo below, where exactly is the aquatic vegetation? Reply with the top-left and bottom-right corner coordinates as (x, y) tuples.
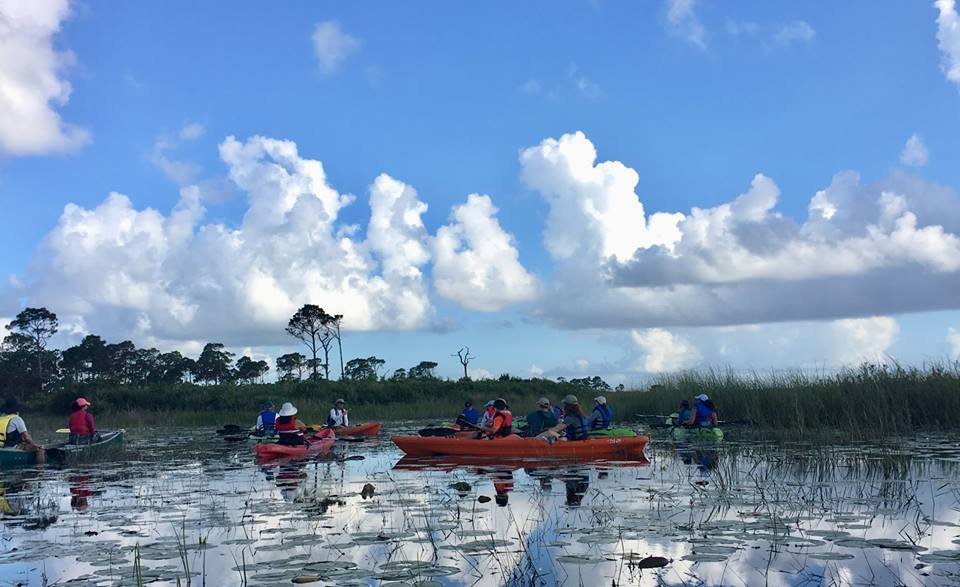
(1, 427), (960, 585)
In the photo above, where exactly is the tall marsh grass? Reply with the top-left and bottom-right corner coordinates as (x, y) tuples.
(616, 362), (960, 434)
(30, 362), (960, 434)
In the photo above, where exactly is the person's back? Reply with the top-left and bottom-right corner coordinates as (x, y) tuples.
(526, 405), (558, 436)
(0, 412), (25, 448)
(692, 394), (717, 428)
(461, 405), (480, 425)
(588, 397), (613, 430)
(276, 402), (305, 445)
(256, 402), (277, 434)
(563, 412), (589, 441)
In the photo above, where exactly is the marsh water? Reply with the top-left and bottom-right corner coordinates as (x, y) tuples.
(2, 426), (960, 586)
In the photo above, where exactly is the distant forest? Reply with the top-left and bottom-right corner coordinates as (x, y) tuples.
(1, 305), (618, 403)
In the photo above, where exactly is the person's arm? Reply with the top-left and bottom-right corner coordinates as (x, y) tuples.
(256, 414), (264, 430)
(586, 411), (601, 429)
(295, 418), (306, 430)
(86, 412), (96, 433)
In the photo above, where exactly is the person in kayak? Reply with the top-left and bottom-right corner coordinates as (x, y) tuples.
(460, 401), (480, 425)
(666, 400), (693, 427)
(685, 394), (719, 428)
(328, 399), (349, 428)
(276, 402), (308, 446)
(477, 400), (496, 428)
(0, 398), (44, 462)
(540, 395), (590, 442)
(525, 397), (558, 436)
(479, 399), (513, 439)
(587, 396), (613, 430)
(67, 397), (99, 444)
(255, 401), (277, 436)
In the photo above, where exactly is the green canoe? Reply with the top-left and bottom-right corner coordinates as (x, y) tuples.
(0, 446), (40, 468)
(670, 426), (724, 441)
(46, 430), (125, 464)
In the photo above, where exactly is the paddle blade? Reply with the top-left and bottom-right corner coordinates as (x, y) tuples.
(56, 428), (70, 434)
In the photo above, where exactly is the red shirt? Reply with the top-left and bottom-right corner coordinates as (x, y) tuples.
(69, 410), (95, 435)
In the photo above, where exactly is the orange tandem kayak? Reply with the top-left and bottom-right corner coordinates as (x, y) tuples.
(391, 434), (648, 459)
(254, 429), (335, 459)
(308, 422), (383, 437)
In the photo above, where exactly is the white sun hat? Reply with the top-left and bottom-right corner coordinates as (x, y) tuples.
(278, 402), (298, 416)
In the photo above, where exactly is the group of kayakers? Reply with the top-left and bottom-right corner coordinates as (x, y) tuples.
(457, 394), (614, 442)
(253, 398), (351, 446)
(671, 393), (719, 428)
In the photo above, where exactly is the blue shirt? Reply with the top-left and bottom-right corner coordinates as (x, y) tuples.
(461, 407), (480, 425)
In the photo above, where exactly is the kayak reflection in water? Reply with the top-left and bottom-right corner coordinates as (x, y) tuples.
(677, 444), (720, 473)
(276, 462), (307, 502)
(69, 474), (92, 512)
(564, 472), (590, 507)
(492, 468), (514, 507)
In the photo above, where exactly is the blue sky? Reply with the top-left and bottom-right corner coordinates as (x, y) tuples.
(2, 0), (960, 383)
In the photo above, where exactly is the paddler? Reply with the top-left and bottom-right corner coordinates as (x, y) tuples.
(524, 397), (558, 436)
(255, 401), (277, 435)
(479, 398), (513, 439)
(276, 402), (308, 446)
(67, 397), (98, 444)
(0, 398), (44, 462)
(539, 395), (589, 442)
(587, 395), (613, 430)
(477, 400), (496, 428)
(685, 393), (719, 428)
(327, 399), (349, 428)
(460, 400), (480, 425)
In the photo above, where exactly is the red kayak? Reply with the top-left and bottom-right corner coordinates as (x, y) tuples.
(391, 434), (648, 459)
(308, 421), (382, 437)
(254, 429), (336, 459)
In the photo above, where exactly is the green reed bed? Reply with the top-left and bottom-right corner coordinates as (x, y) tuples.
(616, 362), (960, 435)
(24, 362), (960, 435)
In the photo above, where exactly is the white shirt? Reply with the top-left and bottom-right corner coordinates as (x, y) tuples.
(478, 411), (493, 428)
(329, 408), (349, 427)
(4, 415), (27, 434)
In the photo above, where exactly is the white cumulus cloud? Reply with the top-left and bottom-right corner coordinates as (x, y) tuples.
(900, 133), (929, 167)
(521, 131), (960, 329)
(773, 20), (816, 46)
(664, 0), (706, 49)
(936, 0), (960, 89)
(312, 20), (360, 74)
(948, 327), (960, 358)
(432, 194), (537, 311)
(0, 0), (89, 156)
(630, 328), (700, 373)
(829, 317), (899, 365)
(18, 136), (439, 346)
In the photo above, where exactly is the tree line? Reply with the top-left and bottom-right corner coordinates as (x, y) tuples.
(1, 305), (615, 402)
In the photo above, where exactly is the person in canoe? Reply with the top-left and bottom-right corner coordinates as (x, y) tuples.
(539, 395), (590, 443)
(255, 401), (277, 436)
(478, 399), (513, 439)
(685, 393), (719, 428)
(67, 397), (99, 444)
(327, 399), (349, 429)
(276, 402), (308, 446)
(0, 398), (44, 462)
(587, 395), (613, 430)
(460, 401), (480, 425)
(524, 397), (558, 437)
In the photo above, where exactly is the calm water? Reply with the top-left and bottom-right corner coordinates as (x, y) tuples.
(2, 426), (960, 586)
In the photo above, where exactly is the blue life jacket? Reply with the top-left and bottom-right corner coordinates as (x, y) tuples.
(259, 410), (276, 431)
(592, 404), (613, 429)
(461, 407), (480, 425)
(552, 406), (564, 420)
(677, 408), (692, 426)
(694, 402), (713, 427)
(565, 416), (589, 441)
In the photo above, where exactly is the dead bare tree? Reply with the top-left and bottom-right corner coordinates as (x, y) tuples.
(452, 347), (475, 380)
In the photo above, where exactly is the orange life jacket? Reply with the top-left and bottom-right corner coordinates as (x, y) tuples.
(489, 410), (513, 437)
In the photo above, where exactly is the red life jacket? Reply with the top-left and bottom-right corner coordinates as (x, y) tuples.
(490, 410), (513, 437)
(69, 410), (92, 435)
(275, 417), (298, 433)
